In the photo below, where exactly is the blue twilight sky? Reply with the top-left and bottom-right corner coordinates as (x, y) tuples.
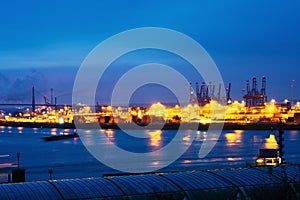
(0, 0), (300, 105)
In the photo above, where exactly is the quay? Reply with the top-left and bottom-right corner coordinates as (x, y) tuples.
(1, 121), (300, 130)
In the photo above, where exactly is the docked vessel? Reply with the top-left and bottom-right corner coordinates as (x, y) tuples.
(43, 131), (78, 141)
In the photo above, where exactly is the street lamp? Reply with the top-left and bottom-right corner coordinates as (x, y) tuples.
(49, 169), (53, 180)
(291, 80), (295, 107)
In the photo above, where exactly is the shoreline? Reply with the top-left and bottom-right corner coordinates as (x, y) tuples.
(1, 121), (300, 130)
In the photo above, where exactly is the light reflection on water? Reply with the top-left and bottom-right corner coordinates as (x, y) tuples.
(290, 130), (298, 141)
(147, 130), (162, 147)
(183, 159), (192, 164)
(227, 157), (243, 161)
(82, 129), (94, 146)
(264, 134), (278, 149)
(224, 130), (243, 147)
(106, 130), (114, 138)
(17, 127), (23, 134)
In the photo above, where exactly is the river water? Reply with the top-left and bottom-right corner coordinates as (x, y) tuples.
(0, 126), (299, 182)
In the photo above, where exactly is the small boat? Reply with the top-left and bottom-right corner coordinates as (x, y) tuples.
(255, 124), (284, 167)
(43, 131), (78, 141)
(255, 148), (280, 167)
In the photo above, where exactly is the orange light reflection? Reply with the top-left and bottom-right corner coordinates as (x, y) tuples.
(148, 130), (162, 147)
(264, 134), (278, 149)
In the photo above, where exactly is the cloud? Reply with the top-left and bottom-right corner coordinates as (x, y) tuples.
(0, 72), (9, 85)
(0, 73), (10, 100)
(2, 69), (49, 103)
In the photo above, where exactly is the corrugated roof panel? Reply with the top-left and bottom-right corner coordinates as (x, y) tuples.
(0, 185), (16, 200)
(89, 178), (123, 196)
(162, 171), (233, 190)
(17, 184), (36, 200)
(257, 166), (300, 182)
(51, 178), (123, 199)
(109, 174), (180, 195)
(0, 166), (298, 199)
(0, 181), (61, 200)
(213, 168), (283, 186)
(38, 182), (63, 200)
(52, 180), (77, 199)
(75, 178), (115, 197)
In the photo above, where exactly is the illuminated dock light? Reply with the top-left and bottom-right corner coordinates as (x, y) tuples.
(284, 99), (289, 103)
(271, 99), (276, 104)
(58, 117), (64, 124)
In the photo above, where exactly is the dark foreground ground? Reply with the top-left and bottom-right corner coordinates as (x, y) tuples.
(1, 165), (299, 200)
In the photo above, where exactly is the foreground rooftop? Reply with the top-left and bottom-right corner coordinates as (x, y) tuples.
(0, 165), (299, 199)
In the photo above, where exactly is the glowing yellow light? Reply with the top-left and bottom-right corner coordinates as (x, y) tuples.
(225, 133), (236, 145)
(256, 158), (264, 164)
(234, 130), (243, 134)
(264, 134), (278, 149)
(271, 99), (276, 104)
(284, 99), (289, 103)
(199, 119), (211, 124)
(137, 110), (142, 119)
(58, 117), (64, 124)
(107, 106), (112, 111)
(148, 130), (162, 147)
(106, 130), (114, 138)
(227, 157), (243, 161)
(183, 136), (191, 141)
(149, 102), (166, 117)
(153, 161), (159, 166)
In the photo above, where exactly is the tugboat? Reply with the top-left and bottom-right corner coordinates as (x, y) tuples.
(43, 130), (78, 141)
(255, 148), (281, 166)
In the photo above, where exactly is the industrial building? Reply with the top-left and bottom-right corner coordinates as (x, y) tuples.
(0, 165), (299, 199)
